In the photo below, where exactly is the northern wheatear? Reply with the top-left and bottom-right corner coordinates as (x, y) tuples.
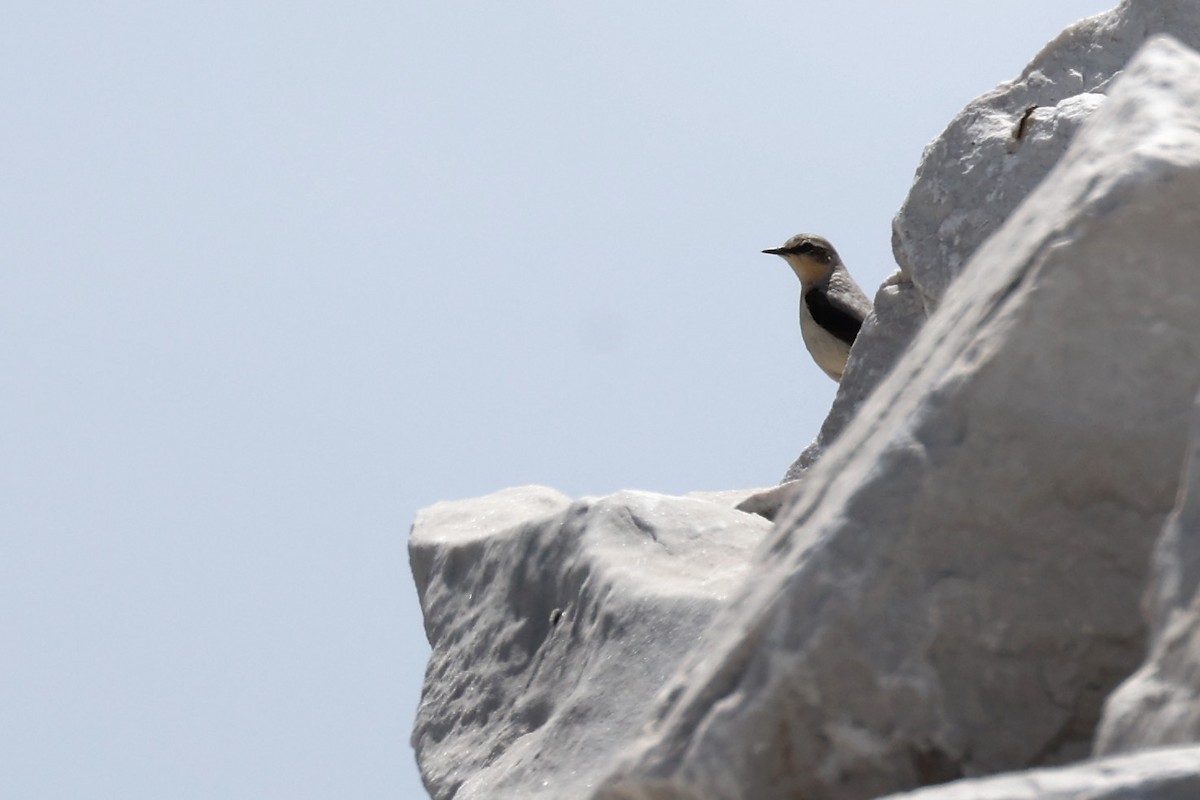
(762, 233), (873, 382)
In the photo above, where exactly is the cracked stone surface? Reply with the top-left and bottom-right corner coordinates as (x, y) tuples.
(408, 10), (1200, 800)
(594, 36), (1200, 800)
(790, 0), (1200, 481)
(409, 487), (771, 800)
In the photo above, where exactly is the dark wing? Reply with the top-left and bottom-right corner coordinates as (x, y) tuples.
(804, 288), (864, 346)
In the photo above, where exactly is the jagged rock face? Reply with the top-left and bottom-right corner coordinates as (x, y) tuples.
(893, 0), (1200, 310)
(409, 487), (771, 800)
(875, 746), (1200, 800)
(791, 0), (1200, 479)
(1095, 396), (1200, 754)
(408, 10), (1200, 800)
(596, 37), (1200, 800)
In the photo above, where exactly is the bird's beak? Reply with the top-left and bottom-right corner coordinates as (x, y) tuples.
(762, 247), (786, 255)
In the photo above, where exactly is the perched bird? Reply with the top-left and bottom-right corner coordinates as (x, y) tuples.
(762, 233), (873, 382)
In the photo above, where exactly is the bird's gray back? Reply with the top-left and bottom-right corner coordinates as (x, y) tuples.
(825, 268), (873, 317)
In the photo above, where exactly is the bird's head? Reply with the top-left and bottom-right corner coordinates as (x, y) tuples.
(762, 233), (841, 285)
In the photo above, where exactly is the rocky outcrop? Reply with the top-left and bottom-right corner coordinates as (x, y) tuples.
(409, 487), (771, 800)
(790, 0), (1200, 478)
(595, 36), (1200, 800)
(409, 9), (1200, 800)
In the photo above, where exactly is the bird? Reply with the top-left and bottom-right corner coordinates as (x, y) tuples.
(762, 233), (873, 382)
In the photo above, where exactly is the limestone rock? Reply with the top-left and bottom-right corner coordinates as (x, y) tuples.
(409, 486), (772, 800)
(875, 746), (1200, 800)
(799, 0), (1200, 478)
(595, 36), (1200, 800)
(893, 0), (1200, 311)
(1095, 395), (1200, 754)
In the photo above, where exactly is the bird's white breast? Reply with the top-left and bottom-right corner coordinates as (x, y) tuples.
(799, 299), (854, 381)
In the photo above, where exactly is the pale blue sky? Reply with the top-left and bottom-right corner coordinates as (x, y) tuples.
(1, 2), (1108, 797)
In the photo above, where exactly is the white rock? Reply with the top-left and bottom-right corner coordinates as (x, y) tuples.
(796, 0), (1200, 479)
(1095, 394), (1200, 754)
(893, 0), (1200, 311)
(595, 36), (1200, 800)
(409, 486), (772, 800)
(875, 746), (1200, 800)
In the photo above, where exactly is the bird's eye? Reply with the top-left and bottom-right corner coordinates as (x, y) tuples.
(796, 242), (814, 254)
